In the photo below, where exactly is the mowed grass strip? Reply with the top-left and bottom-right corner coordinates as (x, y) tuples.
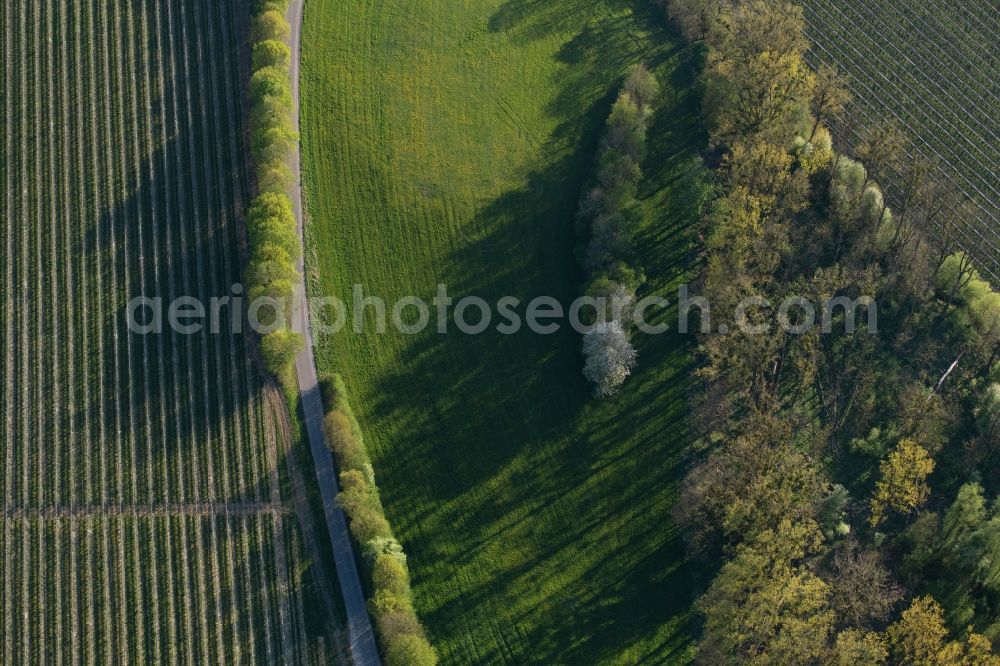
(302, 0), (706, 662)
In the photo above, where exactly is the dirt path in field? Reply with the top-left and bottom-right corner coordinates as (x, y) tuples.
(286, 1), (382, 664)
(265, 383), (349, 661)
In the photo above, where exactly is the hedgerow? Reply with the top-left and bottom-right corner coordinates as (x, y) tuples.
(575, 65), (660, 396)
(248, 1), (303, 377)
(319, 374), (438, 665)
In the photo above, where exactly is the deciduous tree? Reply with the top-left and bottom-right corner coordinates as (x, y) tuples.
(870, 438), (934, 526)
(582, 321), (637, 396)
(695, 520), (835, 665)
(809, 64), (851, 142)
(827, 541), (903, 627)
(704, 1), (815, 144)
(833, 629), (888, 666)
(259, 328), (304, 375)
(886, 596), (999, 666)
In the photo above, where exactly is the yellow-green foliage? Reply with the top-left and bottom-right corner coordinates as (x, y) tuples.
(833, 630), (888, 665)
(386, 635), (438, 666)
(252, 9), (291, 42)
(830, 156), (867, 219)
(977, 384), (1000, 441)
(320, 374), (371, 471)
(887, 597), (998, 665)
(870, 438), (935, 526)
(792, 127), (834, 175)
(696, 520), (835, 665)
(961, 269), (1000, 334)
(373, 555), (411, 600)
(320, 375), (438, 665)
(253, 39), (291, 71)
(936, 253), (977, 300)
(259, 329), (303, 375)
(248, 5), (300, 378)
(247, 193), (299, 258)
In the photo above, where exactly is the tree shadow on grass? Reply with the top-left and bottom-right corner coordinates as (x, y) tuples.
(355, 2), (707, 663)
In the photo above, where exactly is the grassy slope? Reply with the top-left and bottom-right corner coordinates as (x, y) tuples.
(301, 0), (705, 662)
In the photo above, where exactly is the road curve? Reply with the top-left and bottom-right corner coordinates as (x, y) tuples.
(285, 1), (382, 664)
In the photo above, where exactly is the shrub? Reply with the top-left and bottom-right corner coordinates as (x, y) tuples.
(322, 372), (355, 414)
(247, 279), (295, 313)
(364, 536), (406, 565)
(251, 124), (299, 165)
(623, 64), (661, 111)
(248, 191), (296, 232)
(577, 187), (605, 219)
(596, 152), (641, 204)
(336, 469), (379, 516)
(830, 156), (867, 218)
(793, 128), (833, 174)
(245, 246), (296, 301)
(373, 554), (411, 600)
(250, 67), (292, 106)
(252, 10), (290, 42)
(344, 502), (393, 545)
(323, 410), (370, 471)
(255, 0), (291, 12)
(583, 211), (633, 274)
(318, 374), (338, 411)
(603, 262), (645, 293)
(259, 329), (303, 375)
(247, 193), (299, 255)
(385, 634), (438, 666)
(573, 67), (657, 396)
(603, 94), (646, 160)
(256, 161), (295, 195)
(251, 94), (293, 131)
(247, 242), (297, 282)
(369, 589), (411, 618)
(583, 277), (636, 324)
(966, 277), (1000, 331)
(377, 611), (423, 641)
(935, 253), (979, 302)
(322, 377), (437, 663)
(849, 426), (895, 458)
(252, 39), (291, 71)
(860, 184), (887, 227)
(976, 384), (1000, 442)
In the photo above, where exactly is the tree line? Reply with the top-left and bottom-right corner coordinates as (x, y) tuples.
(575, 65), (660, 397)
(320, 375), (439, 666)
(666, 0), (1000, 662)
(248, 0), (304, 377)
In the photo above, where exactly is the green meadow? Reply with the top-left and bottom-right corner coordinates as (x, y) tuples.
(300, 0), (706, 661)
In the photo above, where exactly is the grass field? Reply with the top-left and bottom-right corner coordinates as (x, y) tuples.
(0, 0), (337, 662)
(802, 0), (1000, 282)
(301, 0), (706, 662)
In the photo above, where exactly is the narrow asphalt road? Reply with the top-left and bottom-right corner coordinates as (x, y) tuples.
(285, 1), (382, 664)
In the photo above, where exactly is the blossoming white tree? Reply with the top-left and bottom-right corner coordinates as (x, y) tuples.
(582, 321), (638, 397)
